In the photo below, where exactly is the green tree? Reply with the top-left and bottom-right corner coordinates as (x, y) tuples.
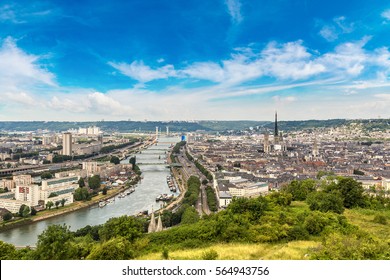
(129, 156), (136, 167)
(87, 237), (135, 260)
(33, 224), (77, 260)
(18, 204), (30, 217)
(306, 191), (344, 214)
(41, 171), (53, 179)
(102, 187), (108, 195)
(304, 211), (328, 235)
(55, 201), (60, 209)
(181, 206), (199, 225)
(2, 212), (13, 221)
(30, 208), (37, 216)
(336, 178), (366, 208)
(110, 156), (120, 165)
(74, 187), (90, 201)
(88, 175), (101, 190)
(0, 241), (17, 260)
(46, 201), (54, 210)
(60, 198), (66, 207)
(283, 179), (316, 201)
(268, 191), (292, 207)
(78, 177), (85, 188)
(228, 196), (269, 221)
(98, 215), (144, 242)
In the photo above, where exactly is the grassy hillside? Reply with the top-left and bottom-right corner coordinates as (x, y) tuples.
(137, 241), (320, 260)
(138, 202), (390, 260)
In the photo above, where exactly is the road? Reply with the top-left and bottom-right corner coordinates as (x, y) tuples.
(175, 147), (211, 215)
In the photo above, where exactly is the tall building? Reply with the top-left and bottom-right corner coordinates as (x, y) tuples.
(274, 111), (280, 144)
(155, 126), (159, 139)
(263, 132), (270, 154)
(166, 126), (169, 136)
(313, 137), (319, 158)
(62, 132), (72, 156)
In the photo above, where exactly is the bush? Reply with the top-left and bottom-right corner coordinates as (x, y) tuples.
(283, 179), (316, 201)
(268, 191), (292, 207)
(162, 247), (169, 259)
(306, 191), (344, 214)
(287, 225), (310, 241)
(87, 237), (135, 260)
(202, 249), (218, 260)
(2, 212), (13, 221)
(373, 214), (387, 225)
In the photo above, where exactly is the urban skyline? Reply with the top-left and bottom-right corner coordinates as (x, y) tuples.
(1, 0), (390, 121)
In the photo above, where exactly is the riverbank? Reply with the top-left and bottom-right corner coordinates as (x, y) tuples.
(0, 178), (139, 233)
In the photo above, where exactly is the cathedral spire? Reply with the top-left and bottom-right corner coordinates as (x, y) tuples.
(274, 111), (278, 137)
(148, 208), (156, 233)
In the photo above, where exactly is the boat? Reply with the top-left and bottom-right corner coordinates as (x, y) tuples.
(123, 187), (135, 195)
(156, 193), (174, 202)
(106, 198), (115, 204)
(118, 193), (126, 198)
(99, 201), (107, 208)
(136, 210), (148, 217)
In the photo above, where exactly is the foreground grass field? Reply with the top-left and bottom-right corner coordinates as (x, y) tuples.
(137, 240), (320, 260)
(344, 208), (390, 240)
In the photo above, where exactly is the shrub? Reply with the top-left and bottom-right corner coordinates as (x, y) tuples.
(162, 247), (169, 259)
(306, 191), (344, 214)
(2, 212), (13, 221)
(202, 249), (218, 260)
(373, 214), (387, 225)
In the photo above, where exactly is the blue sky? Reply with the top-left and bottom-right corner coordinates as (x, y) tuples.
(1, 0), (390, 121)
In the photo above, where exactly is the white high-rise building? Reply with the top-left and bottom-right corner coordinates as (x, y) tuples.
(63, 132), (72, 156)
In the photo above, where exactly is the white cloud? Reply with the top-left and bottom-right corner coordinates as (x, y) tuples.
(0, 37), (57, 110)
(108, 60), (177, 83)
(87, 92), (132, 115)
(318, 37), (370, 76)
(0, 4), (19, 23)
(381, 9), (390, 21)
(319, 25), (338, 41)
(0, 37), (56, 87)
(225, 0), (243, 24)
(261, 41), (325, 80)
(0, 3), (54, 24)
(272, 95), (297, 103)
(319, 16), (354, 41)
(49, 96), (87, 113)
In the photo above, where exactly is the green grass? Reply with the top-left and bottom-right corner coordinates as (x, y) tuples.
(344, 208), (390, 240)
(137, 241), (320, 260)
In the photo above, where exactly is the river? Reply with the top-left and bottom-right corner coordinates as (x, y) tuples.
(0, 136), (180, 247)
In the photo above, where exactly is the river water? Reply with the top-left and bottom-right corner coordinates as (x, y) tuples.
(0, 136), (180, 247)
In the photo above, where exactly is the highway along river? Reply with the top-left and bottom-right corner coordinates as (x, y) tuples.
(0, 136), (180, 247)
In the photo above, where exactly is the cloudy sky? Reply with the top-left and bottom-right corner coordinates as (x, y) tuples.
(1, 0), (390, 121)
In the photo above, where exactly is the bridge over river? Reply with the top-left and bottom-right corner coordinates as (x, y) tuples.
(137, 162), (182, 167)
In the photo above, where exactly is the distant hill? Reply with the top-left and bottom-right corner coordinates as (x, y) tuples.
(262, 119), (390, 132)
(1, 119), (390, 133)
(0, 120), (265, 133)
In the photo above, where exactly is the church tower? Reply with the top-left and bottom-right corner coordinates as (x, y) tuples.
(156, 214), (163, 232)
(263, 132), (270, 153)
(312, 136), (319, 158)
(274, 111), (280, 144)
(148, 209), (156, 233)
